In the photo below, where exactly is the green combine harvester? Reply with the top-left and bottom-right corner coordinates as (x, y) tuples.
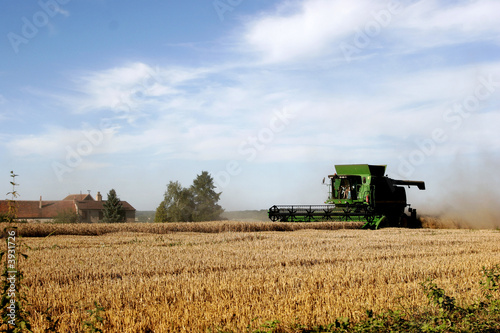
(268, 164), (425, 229)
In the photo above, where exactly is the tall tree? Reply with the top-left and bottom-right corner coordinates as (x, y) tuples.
(155, 181), (195, 222)
(102, 189), (124, 222)
(190, 171), (224, 221)
(154, 201), (168, 222)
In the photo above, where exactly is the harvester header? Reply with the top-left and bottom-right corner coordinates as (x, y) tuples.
(268, 164), (425, 229)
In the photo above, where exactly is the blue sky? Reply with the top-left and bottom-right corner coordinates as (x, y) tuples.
(1, 0), (500, 216)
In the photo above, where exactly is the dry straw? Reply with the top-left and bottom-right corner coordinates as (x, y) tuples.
(2, 222), (499, 332)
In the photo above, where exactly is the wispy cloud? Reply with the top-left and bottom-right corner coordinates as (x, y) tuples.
(11, 58), (498, 169)
(396, 0), (500, 42)
(64, 62), (223, 124)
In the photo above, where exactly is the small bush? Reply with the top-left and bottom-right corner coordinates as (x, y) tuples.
(53, 209), (80, 223)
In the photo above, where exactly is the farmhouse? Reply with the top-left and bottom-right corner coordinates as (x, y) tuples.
(0, 192), (135, 222)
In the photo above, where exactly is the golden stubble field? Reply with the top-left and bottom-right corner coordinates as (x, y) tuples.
(4, 221), (500, 332)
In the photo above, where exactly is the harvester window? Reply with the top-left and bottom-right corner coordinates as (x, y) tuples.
(339, 178), (352, 199)
(336, 176), (362, 200)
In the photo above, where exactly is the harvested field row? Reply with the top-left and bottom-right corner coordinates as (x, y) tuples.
(2, 215), (491, 239)
(0, 221), (363, 237)
(3, 225), (499, 332)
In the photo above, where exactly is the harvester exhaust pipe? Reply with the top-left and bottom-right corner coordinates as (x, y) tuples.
(390, 179), (425, 190)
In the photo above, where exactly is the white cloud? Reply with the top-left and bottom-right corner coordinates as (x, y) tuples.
(242, 0), (500, 64)
(243, 0), (378, 63)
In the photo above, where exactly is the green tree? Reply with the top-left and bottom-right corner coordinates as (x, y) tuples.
(102, 189), (124, 222)
(190, 171), (224, 221)
(154, 201), (168, 222)
(155, 172), (224, 223)
(155, 181), (195, 222)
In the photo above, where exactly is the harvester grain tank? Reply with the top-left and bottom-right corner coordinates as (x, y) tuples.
(268, 164), (425, 229)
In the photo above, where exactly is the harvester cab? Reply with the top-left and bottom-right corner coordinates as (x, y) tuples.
(268, 164), (425, 229)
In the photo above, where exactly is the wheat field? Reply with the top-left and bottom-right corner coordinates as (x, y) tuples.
(3, 221), (500, 332)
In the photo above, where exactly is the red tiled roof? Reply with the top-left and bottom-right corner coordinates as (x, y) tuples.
(0, 200), (76, 219)
(63, 194), (94, 201)
(75, 200), (135, 211)
(0, 195), (135, 219)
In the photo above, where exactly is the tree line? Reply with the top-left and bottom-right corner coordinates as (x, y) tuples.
(154, 171), (224, 222)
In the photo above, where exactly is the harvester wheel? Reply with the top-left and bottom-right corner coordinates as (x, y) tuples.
(407, 209), (422, 228)
(364, 206), (375, 222)
(386, 214), (400, 227)
(399, 213), (408, 228)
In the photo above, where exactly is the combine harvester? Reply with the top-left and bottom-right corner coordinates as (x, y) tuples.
(268, 164), (425, 229)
